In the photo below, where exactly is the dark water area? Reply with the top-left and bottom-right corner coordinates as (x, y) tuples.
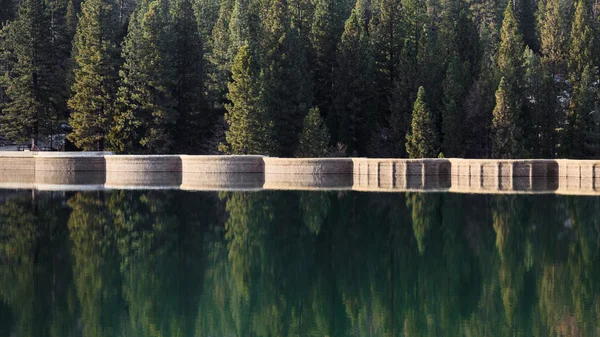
(0, 189), (599, 337)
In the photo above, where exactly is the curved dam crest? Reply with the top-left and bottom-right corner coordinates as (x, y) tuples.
(0, 152), (599, 194)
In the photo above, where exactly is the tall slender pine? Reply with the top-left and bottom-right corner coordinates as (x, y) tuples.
(334, 0), (374, 155)
(68, 0), (120, 150)
(490, 2), (525, 158)
(206, 0), (233, 109)
(311, 0), (342, 143)
(538, 0), (569, 73)
(172, 0), (210, 153)
(568, 0), (595, 86)
(370, 0), (403, 122)
(497, 2), (524, 87)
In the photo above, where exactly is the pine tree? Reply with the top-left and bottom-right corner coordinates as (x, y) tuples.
(370, 0), (437, 157)
(228, 0), (248, 49)
(289, 0), (315, 47)
(580, 66), (600, 157)
(537, 70), (559, 157)
(384, 0), (426, 157)
(441, 56), (468, 157)
(67, 0), (120, 150)
(370, 0), (403, 121)
(295, 107), (330, 157)
(538, 0), (569, 73)
(0, 0), (59, 143)
(491, 77), (523, 158)
(311, 0), (342, 143)
(193, 0), (221, 43)
(438, 0), (478, 81)
(47, 0), (73, 138)
(220, 45), (276, 155)
(497, 2), (524, 86)
(436, 0), (479, 159)
(206, 0), (233, 109)
(64, 0), (79, 99)
(65, 0), (78, 37)
(566, 65), (599, 158)
(416, 20), (445, 127)
(261, 0), (312, 156)
(515, 0), (537, 50)
(334, 0), (374, 155)
(439, 0), (478, 75)
(462, 0), (500, 158)
(406, 86), (439, 158)
(489, 2), (525, 159)
(171, 0), (210, 153)
(110, 0), (177, 153)
(523, 47), (558, 157)
(47, 0), (72, 141)
(192, 0), (219, 118)
(568, 0), (595, 86)
(584, 80), (600, 157)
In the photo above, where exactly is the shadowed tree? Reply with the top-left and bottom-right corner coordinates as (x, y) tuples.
(334, 0), (374, 155)
(522, 47), (558, 158)
(206, 0), (233, 109)
(439, 0), (478, 158)
(566, 65), (600, 158)
(171, 0), (211, 153)
(370, 0), (403, 147)
(441, 56), (469, 157)
(0, 0), (16, 24)
(295, 107), (331, 157)
(311, 0), (343, 142)
(193, 0), (220, 48)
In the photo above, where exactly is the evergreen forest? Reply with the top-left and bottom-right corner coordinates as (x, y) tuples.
(0, 0), (599, 158)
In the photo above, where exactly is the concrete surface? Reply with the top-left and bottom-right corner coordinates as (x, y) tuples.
(1, 154), (600, 194)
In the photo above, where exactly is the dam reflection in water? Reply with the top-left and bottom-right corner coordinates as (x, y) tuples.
(0, 189), (599, 336)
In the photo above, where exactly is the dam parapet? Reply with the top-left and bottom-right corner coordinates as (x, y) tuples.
(1, 153), (599, 194)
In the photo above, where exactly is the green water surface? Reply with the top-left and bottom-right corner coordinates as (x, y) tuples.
(0, 189), (599, 337)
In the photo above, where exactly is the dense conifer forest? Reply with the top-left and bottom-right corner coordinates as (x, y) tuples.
(0, 0), (598, 157)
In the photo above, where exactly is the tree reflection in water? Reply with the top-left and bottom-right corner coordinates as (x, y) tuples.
(0, 189), (599, 336)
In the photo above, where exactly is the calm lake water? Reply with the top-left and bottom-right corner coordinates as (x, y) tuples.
(0, 189), (599, 337)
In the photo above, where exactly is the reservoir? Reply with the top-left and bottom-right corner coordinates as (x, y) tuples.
(0, 188), (598, 336)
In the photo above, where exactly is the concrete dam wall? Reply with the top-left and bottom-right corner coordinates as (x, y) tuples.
(1, 152), (599, 194)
